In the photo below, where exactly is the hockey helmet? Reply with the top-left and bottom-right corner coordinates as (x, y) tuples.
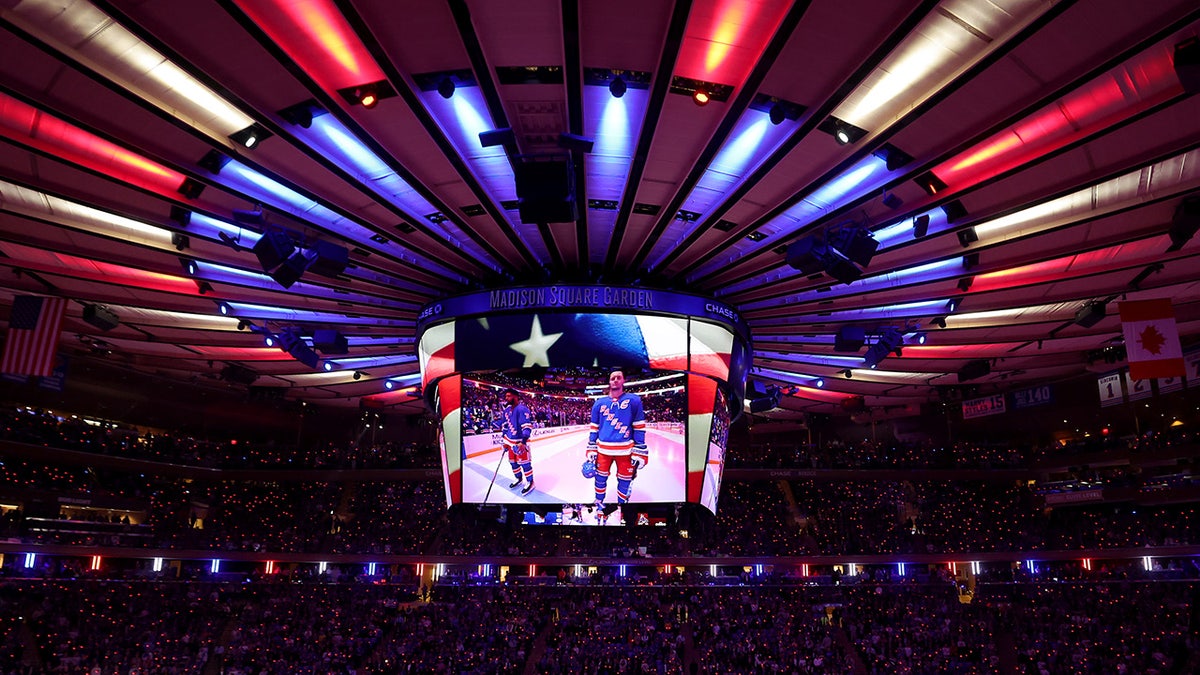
(581, 458), (597, 479)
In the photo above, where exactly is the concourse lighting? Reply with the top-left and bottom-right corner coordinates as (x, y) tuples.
(814, 378), (825, 388)
(323, 361), (335, 372)
(834, 125), (851, 145)
(693, 90), (711, 106)
(384, 380), (395, 390)
(229, 123), (271, 149)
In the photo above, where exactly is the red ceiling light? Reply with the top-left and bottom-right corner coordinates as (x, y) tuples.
(693, 90), (711, 106)
(359, 90), (378, 108)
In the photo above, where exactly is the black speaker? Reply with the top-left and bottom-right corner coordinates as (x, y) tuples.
(1174, 38), (1200, 95)
(515, 158), (577, 224)
(1074, 301), (1107, 328)
(828, 227), (879, 267)
(785, 237), (828, 275)
(1168, 197), (1200, 251)
(83, 304), (119, 331)
(313, 329), (349, 354)
(307, 240), (349, 278)
(253, 231), (296, 271)
(957, 359), (990, 382)
(834, 326), (866, 352)
(269, 251), (308, 288)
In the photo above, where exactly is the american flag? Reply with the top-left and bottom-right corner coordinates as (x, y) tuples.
(2, 296), (68, 377)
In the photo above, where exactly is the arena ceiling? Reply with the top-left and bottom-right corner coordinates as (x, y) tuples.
(0, 0), (1198, 417)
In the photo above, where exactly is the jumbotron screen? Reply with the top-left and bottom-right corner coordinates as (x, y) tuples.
(417, 286), (750, 515)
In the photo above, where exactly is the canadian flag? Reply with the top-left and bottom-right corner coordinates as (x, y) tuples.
(1119, 299), (1184, 380)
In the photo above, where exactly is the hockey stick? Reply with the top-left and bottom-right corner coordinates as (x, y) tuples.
(480, 446), (510, 506)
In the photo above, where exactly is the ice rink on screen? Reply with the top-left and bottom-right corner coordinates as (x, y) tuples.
(461, 424), (686, 504)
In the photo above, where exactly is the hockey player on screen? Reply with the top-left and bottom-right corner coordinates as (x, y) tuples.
(586, 370), (647, 507)
(495, 388), (535, 495)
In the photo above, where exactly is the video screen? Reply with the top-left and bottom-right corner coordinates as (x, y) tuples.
(420, 304), (747, 514)
(459, 368), (687, 505)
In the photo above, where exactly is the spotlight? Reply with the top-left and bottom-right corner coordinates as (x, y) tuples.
(237, 320), (251, 331)
(172, 233), (190, 251)
(814, 378), (825, 388)
(384, 380), (395, 390)
(229, 123), (270, 149)
(693, 90), (710, 106)
(196, 281), (213, 295)
(198, 150), (229, 174)
(354, 86), (380, 108)
(912, 332), (927, 345)
(279, 100), (318, 128)
(841, 369), (853, 379)
(769, 102), (786, 125)
(323, 361), (335, 372)
(180, 258), (198, 276)
(609, 75), (627, 98)
(353, 371), (363, 381)
(264, 335), (275, 347)
(913, 214), (930, 239)
(946, 297), (961, 313)
(931, 317), (947, 328)
(437, 77), (456, 99)
(957, 276), (974, 292)
(834, 125), (851, 145)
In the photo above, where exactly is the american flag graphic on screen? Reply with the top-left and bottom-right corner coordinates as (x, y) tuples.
(2, 296), (68, 377)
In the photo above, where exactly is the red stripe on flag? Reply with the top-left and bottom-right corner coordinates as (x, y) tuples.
(1128, 358), (1186, 381)
(1118, 298), (1174, 322)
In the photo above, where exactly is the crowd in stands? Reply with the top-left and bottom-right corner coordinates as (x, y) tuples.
(1, 406), (434, 469)
(2, 575), (1196, 674)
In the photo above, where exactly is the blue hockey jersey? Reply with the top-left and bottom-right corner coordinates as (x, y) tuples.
(495, 403), (533, 445)
(588, 393), (646, 455)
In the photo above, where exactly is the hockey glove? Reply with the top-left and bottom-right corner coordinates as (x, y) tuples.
(631, 444), (649, 470)
(586, 443), (598, 462)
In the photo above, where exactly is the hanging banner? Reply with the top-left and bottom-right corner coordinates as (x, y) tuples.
(1010, 384), (1053, 410)
(962, 394), (1006, 419)
(1124, 370), (1152, 401)
(1156, 375), (1183, 394)
(1184, 348), (1200, 388)
(1098, 372), (1123, 407)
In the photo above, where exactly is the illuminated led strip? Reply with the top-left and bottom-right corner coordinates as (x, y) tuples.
(585, 86), (650, 261)
(753, 299), (950, 327)
(690, 154), (896, 282)
(646, 109), (798, 269)
(0, 90), (188, 196)
(739, 258), (965, 310)
(1, 0), (254, 140)
(206, 157), (466, 283)
(833, 0), (1057, 133)
(0, 240), (197, 295)
(221, 300), (415, 326)
(299, 113), (494, 267)
(230, 0), (385, 93)
(0, 178), (174, 248)
(419, 86), (548, 262)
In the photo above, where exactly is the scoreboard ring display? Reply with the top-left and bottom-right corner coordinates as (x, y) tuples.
(417, 285), (751, 515)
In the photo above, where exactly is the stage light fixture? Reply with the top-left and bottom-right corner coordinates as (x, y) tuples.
(912, 214), (930, 239)
(237, 320), (251, 331)
(479, 128), (515, 148)
(931, 317), (947, 328)
(384, 380), (395, 390)
(558, 133), (595, 154)
(172, 232), (190, 251)
(180, 258), (198, 275)
(841, 369), (853, 379)
(609, 75), (627, 98)
(232, 206), (265, 226)
(814, 378), (825, 388)
(957, 276), (974, 292)
(196, 281), (213, 295)
(323, 361), (335, 372)
(264, 334), (275, 347)
(834, 124), (851, 145)
(693, 90), (710, 106)
(437, 77), (456, 99)
(946, 297), (961, 313)
(912, 333), (927, 345)
(279, 101), (318, 128)
(217, 302), (231, 315)
(229, 123), (270, 149)
(769, 102), (787, 125)
(353, 371), (363, 380)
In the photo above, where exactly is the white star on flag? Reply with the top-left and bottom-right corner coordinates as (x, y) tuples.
(508, 315), (562, 367)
